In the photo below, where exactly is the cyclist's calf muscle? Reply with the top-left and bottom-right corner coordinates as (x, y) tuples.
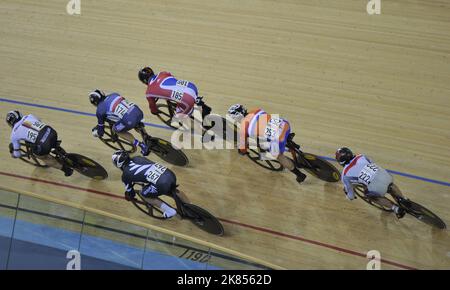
(277, 154), (295, 171)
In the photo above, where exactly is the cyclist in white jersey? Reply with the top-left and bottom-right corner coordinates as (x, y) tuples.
(6, 111), (73, 176)
(335, 147), (407, 218)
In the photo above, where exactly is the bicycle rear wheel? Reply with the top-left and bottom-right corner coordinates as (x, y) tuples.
(399, 199), (447, 229)
(247, 149), (284, 171)
(99, 124), (136, 153)
(65, 153), (108, 180)
(353, 184), (393, 212)
(182, 204), (224, 236)
(148, 137), (189, 167)
(131, 192), (169, 220)
(15, 143), (48, 168)
(298, 153), (340, 182)
(156, 100), (184, 129)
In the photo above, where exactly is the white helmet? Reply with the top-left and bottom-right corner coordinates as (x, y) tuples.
(227, 104), (247, 121)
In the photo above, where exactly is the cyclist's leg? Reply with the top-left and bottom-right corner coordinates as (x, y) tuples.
(114, 108), (143, 142)
(369, 195), (395, 208)
(175, 188), (190, 204)
(33, 127), (72, 176)
(367, 173), (405, 218)
(273, 123), (306, 182)
(173, 101), (194, 127)
(141, 182), (177, 218)
(273, 122), (292, 169)
(114, 108), (150, 154)
(277, 154), (295, 170)
(388, 183), (405, 199)
(146, 169), (181, 218)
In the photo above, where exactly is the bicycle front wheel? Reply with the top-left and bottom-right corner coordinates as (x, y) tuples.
(400, 199), (447, 229)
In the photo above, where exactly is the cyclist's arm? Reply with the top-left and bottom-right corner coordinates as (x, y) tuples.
(342, 175), (358, 200)
(12, 140), (22, 158)
(10, 135), (22, 158)
(96, 107), (106, 128)
(146, 93), (159, 114)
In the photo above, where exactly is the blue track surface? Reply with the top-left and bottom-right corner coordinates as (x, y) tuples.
(0, 216), (221, 270)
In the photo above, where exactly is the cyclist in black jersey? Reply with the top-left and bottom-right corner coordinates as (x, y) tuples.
(112, 150), (190, 218)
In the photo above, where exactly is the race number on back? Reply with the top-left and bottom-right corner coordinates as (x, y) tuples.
(145, 163), (168, 184)
(23, 120), (46, 132)
(22, 120), (46, 143)
(114, 100), (135, 118)
(264, 117), (284, 140)
(358, 163), (379, 185)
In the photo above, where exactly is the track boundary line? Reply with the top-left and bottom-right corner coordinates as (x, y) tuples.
(1, 97), (449, 188)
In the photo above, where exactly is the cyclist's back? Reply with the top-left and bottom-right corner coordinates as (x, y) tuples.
(239, 108), (291, 156)
(121, 156), (176, 198)
(342, 154), (393, 198)
(96, 93), (139, 123)
(11, 114), (57, 156)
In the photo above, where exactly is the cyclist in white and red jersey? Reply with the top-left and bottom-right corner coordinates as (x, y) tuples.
(335, 147), (407, 218)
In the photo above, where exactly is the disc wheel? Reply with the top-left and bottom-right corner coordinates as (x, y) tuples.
(65, 153), (108, 180)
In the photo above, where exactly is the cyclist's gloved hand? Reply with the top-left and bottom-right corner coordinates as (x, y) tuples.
(97, 125), (105, 137)
(92, 125), (104, 138)
(125, 189), (136, 201)
(12, 150), (22, 158)
(92, 126), (99, 138)
(344, 189), (356, 200)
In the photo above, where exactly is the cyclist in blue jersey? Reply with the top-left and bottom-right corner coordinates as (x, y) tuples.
(89, 89), (150, 155)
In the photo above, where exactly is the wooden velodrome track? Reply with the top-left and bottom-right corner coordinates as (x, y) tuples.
(0, 0), (449, 269)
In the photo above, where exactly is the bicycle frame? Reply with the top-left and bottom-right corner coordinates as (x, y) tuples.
(287, 138), (312, 169)
(132, 183), (188, 220)
(352, 183), (398, 212)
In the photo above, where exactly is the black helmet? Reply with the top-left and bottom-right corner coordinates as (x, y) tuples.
(138, 67), (155, 85)
(6, 110), (23, 128)
(112, 150), (130, 169)
(227, 104), (248, 121)
(335, 147), (355, 166)
(89, 89), (106, 106)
